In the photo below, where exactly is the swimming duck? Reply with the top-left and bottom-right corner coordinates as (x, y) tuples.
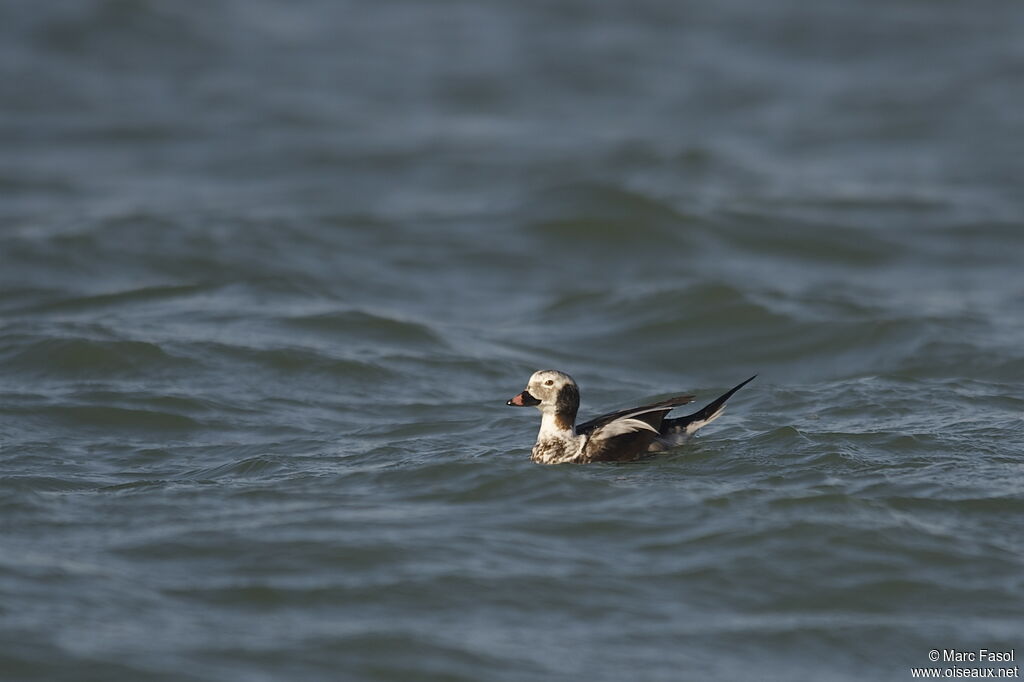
(507, 370), (756, 464)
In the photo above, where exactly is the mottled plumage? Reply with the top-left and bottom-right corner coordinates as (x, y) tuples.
(507, 370), (755, 464)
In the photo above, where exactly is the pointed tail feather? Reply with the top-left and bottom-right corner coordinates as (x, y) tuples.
(657, 375), (756, 446)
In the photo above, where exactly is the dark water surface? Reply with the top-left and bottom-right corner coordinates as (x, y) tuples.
(2, 1), (1023, 680)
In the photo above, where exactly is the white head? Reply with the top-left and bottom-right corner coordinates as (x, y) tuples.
(506, 370), (580, 426)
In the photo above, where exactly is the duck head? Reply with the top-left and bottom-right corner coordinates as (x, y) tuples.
(507, 370), (580, 427)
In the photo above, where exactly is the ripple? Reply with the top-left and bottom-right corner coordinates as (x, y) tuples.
(184, 456), (287, 480)
(0, 475), (96, 493)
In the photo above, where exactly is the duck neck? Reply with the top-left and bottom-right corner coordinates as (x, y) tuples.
(532, 405), (583, 464)
(538, 407), (577, 441)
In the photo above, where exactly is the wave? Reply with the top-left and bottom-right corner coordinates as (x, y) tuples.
(283, 309), (446, 347)
(0, 335), (190, 378)
(197, 342), (394, 381)
(521, 182), (699, 244)
(27, 404), (200, 431)
(19, 282), (214, 315)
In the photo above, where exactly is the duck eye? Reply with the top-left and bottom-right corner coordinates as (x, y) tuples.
(544, 379), (554, 386)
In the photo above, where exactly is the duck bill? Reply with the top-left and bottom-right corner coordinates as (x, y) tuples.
(507, 390), (541, 407)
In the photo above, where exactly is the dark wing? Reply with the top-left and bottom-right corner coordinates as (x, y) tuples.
(659, 375), (757, 437)
(576, 394), (695, 437)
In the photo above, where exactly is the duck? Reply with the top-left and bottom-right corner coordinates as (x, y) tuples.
(507, 370), (756, 464)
